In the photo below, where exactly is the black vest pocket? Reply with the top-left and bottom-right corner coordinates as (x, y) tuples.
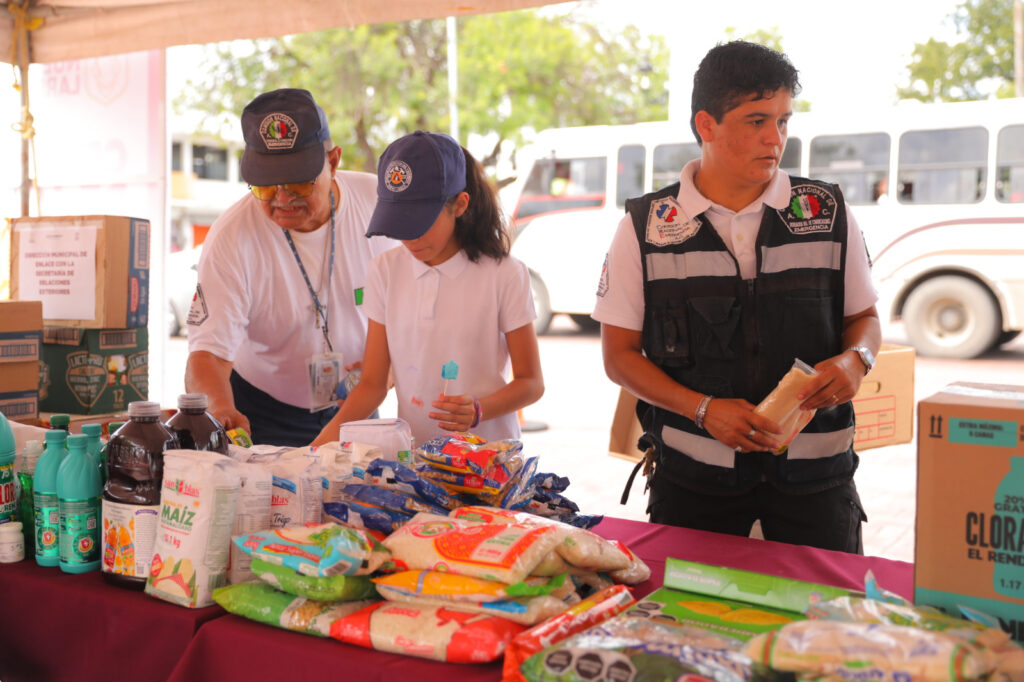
(644, 300), (691, 367)
(687, 296), (740, 361)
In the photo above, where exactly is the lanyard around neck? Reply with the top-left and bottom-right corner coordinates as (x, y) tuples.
(283, 192), (336, 352)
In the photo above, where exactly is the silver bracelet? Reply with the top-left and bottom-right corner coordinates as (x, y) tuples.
(694, 394), (713, 430)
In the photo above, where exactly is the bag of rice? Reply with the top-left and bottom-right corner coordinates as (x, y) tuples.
(251, 557), (378, 601)
(145, 450), (240, 608)
(376, 589), (571, 626)
(234, 523), (387, 577)
(329, 601), (525, 662)
(213, 582), (376, 637)
(372, 570), (573, 603)
(382, 512), (564, 584)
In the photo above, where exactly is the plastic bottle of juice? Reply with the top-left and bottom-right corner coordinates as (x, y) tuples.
(0, 412), (18, 524)
(101, 401), (179, 589)
(57, 434), (102, 573)
(165, 393), (228, 453)
(81, 423), (105, 483)
(16, 439), (43, 554)
(33, 429), (69, 567)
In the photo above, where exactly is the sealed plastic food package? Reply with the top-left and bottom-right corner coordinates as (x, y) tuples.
(227, 459), (272, 584)
(754, 358), (818, 454)
(229, 445), (321, 528)
(337, 418), (413, 464)
(250, 557), (377, 601)
(233, 523), (387, 577)
(213, 582), (377, 637)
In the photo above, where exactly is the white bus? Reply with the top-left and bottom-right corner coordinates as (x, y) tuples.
(506, 98), (1024, 358)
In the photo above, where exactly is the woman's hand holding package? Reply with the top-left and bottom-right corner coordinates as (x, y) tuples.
(703, 398), (783, 453)
(798, 352), (865, 411)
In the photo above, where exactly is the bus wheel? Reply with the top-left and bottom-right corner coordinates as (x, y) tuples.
(902, 276), (1000, 359)
(530, 272), (553, 335)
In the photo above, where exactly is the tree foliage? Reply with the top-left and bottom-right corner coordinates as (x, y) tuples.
(177, 11), (668, 176)
(898, 0), (1016, 101)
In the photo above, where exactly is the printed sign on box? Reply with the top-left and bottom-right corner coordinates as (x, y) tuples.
(916, 383), (1024, 643)
(39, 327), (148, 414)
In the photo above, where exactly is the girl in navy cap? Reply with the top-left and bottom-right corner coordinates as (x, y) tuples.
(311, 131), (544, 445)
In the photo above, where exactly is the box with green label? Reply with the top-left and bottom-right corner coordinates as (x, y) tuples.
(39, 327), (148, 414)
(624, 558), (856, 641)
(916, 383), (1024, 643)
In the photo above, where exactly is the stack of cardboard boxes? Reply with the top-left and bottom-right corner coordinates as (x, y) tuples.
(0, 301), (42, 420)
(9, 215), (151, 419)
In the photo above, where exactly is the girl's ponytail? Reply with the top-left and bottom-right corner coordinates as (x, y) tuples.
(453, 147), (510, 262)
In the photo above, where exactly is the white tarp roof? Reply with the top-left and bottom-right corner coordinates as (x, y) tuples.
(0, 0), (559, 64)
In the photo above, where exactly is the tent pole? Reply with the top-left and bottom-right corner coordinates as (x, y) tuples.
(19, 62), (29, 216)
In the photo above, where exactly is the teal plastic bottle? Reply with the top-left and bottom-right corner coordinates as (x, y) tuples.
(81, 423), (105, 482)
(0, 413), (17, 524)
(993, 456), (1024, 599)
(57, 434), (102, 573)
(33, 429), (69, 566)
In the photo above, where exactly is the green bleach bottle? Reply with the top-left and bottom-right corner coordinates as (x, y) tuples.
(57, 434), (102, 573)
(0, 413), (17, 524)
(16, 439), (43, 554)
(81, 423), (104, 480)
(33, 429), (69, 566)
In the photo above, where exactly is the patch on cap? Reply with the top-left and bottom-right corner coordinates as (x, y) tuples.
(384, 160), (413, 192)
(259, 113), (299, 150)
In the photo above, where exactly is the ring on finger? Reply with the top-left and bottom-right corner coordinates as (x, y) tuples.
(746, 428), (756, 438)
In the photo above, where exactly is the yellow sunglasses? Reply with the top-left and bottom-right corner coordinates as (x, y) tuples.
(248, 176), (318, 201)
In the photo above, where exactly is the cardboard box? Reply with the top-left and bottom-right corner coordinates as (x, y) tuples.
(0, 300), (41, 364)
(0, 360), (39, 421)
(10, 215), (150, 328)
(39, 327), (148, 414)
(852, 343), (915, 451)
(916, 383), (1024, 643)
(608, 344), (917, 461)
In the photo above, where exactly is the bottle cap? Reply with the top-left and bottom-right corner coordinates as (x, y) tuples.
(128, 401), (162, 418)
(81, 423), (103, 437)
(44, 429), (68, 443)
(0, 521), (23, 534)
(0, 412), (14, 463)
(49, 414), (71, 428)
(67, 434), (88, 451)
(177, 393), (209, 410)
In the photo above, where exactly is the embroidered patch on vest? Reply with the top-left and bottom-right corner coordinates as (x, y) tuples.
(780, 184), (837, 234)
(187, 283), (209, 327)
(645, 197), (701, 246)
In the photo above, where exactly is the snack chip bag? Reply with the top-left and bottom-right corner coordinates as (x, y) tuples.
(233, 522), (387, 577)
(364, 458), (454, 510)
(213, 582), (376, 637)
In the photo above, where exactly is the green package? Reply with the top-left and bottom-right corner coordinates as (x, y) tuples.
(213, 582), (377, 637)
(250, 557), (378, 602)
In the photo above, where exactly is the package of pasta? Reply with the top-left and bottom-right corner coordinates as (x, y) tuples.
(451, 505), (630, 573)
(477, 456), (538, 509)
(502, 584), (636, 682)
(805, 595), (1013, 650)
(519, 615), (751, 682)
(339, 483), (449, 516)
(364, 458), (455, 510)
(372, 569), (574, 603)
(329, 600), (525, 663)
(323, 499), (413, 535)
(233, 522), (386, 577)
(744, 620), (995, 681)
(250, 557), (378, 602)
(754, 358), (818, 454)
(415, 434), (523, 476)
(381, 512), (564, 584)
(212, 582), (377, 637)
(378, 589), (572, 626)
(416, 466), (507, 497)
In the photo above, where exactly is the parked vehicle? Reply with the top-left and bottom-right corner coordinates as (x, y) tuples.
(506, 98), (1024, 358)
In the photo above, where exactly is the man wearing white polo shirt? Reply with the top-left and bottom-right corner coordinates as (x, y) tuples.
(594, 42), (881, 553)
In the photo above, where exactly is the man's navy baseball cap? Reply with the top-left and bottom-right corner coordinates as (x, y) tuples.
(239, 88), (330, 186)
(365, 131), (467, 241)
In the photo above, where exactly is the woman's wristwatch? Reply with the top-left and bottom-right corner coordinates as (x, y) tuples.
(845, 346), (876, 374)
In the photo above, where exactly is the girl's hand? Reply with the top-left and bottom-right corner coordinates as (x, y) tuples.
(429, 393), (476, 431)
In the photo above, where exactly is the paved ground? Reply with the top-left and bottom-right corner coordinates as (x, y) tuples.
(160, 318), (1024, 565)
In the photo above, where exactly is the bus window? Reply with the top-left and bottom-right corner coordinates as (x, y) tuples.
(780, 137), (801, 176)
(653, 142), (700, 191)
(996, 124), (1024, 203)
(514, 156), (607, 221)
(897, 126), (987, 204)
(616, 144), (645, 207)
(809, 132), (890, 205)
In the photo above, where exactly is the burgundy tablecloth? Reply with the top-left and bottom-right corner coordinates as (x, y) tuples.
(165, 516), (913, 682)
(0, 560), (224, 682)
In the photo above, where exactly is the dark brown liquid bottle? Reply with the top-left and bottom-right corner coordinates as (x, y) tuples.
(165, 393), (228, 453)
(101, 401), (179, 590)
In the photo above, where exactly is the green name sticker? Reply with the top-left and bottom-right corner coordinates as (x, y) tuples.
(949, 418), (1018, 448)
(354, 287), (364, 306)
